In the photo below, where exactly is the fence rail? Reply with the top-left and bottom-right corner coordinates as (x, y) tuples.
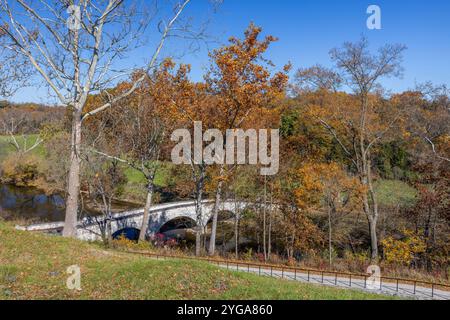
(125, 250), (450, 299)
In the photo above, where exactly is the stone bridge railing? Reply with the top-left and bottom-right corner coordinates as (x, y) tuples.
(16, 200), (248, 241)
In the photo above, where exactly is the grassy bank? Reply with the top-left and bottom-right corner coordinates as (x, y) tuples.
(0, 221), (395, 300)
(0, 135), (45, 161)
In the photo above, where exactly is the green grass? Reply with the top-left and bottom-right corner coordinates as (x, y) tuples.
(0, 135), (46, 161)
(0, 221), (396, 300)
(122, 162), (174, 203)
(123, 162), (173, 187)
(374, 179), (418, 208)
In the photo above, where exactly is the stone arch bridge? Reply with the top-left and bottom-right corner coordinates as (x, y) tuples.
(16, 200), (248, 241)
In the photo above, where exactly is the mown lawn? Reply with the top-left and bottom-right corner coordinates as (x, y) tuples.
(0, 222), (396, 300)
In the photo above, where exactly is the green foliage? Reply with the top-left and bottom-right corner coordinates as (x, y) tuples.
(375, 142), (411, 179)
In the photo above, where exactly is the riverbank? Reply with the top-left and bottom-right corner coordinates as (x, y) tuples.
(0, 221), (395, 300)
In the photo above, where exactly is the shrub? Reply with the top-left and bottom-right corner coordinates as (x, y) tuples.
(382, 230), (426, 266)
(0, 153), (45, 186)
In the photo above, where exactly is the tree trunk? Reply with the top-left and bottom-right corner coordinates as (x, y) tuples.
(234, 213), (239, 259)
(368, 216), (378, 262)
(234, 196), (240, 259)
(268, 211), (272, 260)
(62, 111), (82, 238)
(328, 205), (332, 266)
(208, 166), (225, 256)
(106, 212), (113, 246)
(194, 165), (205, 256)
(366, 155), (379, 262)
(195, 230), (202, 256)
(262, 176), (267, 261)
(139, 181), (154, 242)
(268, 187), (272, 260)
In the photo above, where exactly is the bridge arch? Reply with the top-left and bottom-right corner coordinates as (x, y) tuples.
(112, 227), (140, 241)
(159, 216), (197, 234)
(206, 210), (235, 224)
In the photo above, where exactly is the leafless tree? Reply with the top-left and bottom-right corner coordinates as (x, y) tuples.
(0, 0), (195, 237)
(0, 107), (43, 154)
(411, 83), (450, 163)
(295, 64), (342, 93)
(89, 92), (165, 243)
(326, 37), (406, 261)
(83, 154), (127, 245)
(297, 37), (407, 261)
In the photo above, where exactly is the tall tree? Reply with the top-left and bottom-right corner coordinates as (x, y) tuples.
(0, 0), (193, 237)
(205, 23), (289, 256)
(295, 37), (406, 261)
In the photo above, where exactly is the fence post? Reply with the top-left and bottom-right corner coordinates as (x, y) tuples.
(396, 279), (399, 292)
(321, 271), (324, 283)
(227, 261), (229, 270)
(294, 269), (297, 281)
(349, 274), (352, 287)
(307, 270), (310, 282)
(335, 273), (338, 285)
(282, 268), (284, 279)
(259, 265), (261, 276)
(364, 276), (367, 288)
(271, 266), (273, 277)
(432, 284), (434, 298)
(414, 281), (416, 295)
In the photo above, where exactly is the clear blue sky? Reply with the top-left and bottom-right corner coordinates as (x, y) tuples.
(12, 0), (450, 103)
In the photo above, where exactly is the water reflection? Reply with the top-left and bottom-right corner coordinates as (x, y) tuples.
(0, 184), (141, 223)
(0, 184), (66, 222)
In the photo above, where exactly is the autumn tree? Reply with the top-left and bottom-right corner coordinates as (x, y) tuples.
(88, 60), (192, 242)
(167, 64), (216, 255)
(295, 162), (362, 266)
(295, 37), (407, 261)
(83, 154), (127, 245)
(391, 85), (450, 270)
(205, 23), (289, 256)
(401, 83), (450, 164)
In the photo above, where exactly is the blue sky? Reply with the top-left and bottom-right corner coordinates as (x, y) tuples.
(11, 0), (450, 103)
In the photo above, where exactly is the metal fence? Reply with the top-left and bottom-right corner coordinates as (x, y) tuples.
(126, 250), (450, 300)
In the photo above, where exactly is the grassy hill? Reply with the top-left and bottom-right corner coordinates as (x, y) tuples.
(0, 135), (46, 162)
(0, 221), (395, 300)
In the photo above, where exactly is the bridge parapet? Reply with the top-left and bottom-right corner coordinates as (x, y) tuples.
(16, 200), (249, 241)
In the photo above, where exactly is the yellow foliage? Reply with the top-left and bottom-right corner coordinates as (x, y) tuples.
(294, 162), (363, 212)
(381, 230), (426, 266)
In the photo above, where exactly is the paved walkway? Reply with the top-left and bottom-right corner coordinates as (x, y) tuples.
(137, 253), (450, 300)
(217, 263), (450, 300)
